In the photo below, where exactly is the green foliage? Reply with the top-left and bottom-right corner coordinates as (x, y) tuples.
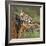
(21, 31), (40, 38)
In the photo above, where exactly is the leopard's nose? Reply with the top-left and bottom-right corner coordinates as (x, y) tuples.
(29, 20), (30, 23)
(28, 20), (32, 24)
